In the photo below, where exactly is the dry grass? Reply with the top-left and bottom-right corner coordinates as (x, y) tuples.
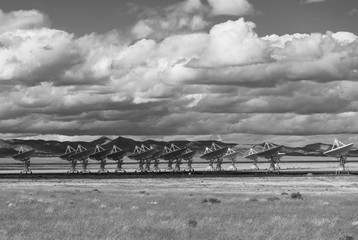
(1, 177), (358, 240)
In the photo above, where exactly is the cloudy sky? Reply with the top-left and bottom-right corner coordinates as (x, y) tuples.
(1, 0), (358, 146)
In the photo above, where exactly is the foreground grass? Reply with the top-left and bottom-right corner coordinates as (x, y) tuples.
(1, 182), (358, 240)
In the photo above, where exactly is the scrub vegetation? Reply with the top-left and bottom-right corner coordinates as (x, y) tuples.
(1, 177), (358, 240)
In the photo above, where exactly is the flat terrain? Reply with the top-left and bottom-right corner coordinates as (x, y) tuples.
(1, 176), (358, 240)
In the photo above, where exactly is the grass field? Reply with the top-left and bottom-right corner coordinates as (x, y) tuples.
(1, 176), (358, 240)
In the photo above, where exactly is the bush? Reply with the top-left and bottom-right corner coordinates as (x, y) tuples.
(339, 235), (354, 240)
(208, 198), (221, 204)
(201, 198), (221, 204)
(188, 219), (197, 228)
(290, 192), (303, 199)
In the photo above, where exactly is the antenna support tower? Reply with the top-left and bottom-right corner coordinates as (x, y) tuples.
(161, 144), (187, 172)
(67, 145), (93, 173)
(129, 145), (157, 172)
(59, 145), (78, 173)
(12, 146), (35, 174)
(89, 145), (112, 174)
(256, 142), (284, 173)
(200, 143), (229, 171)
(223, 147), (241, 171)
(107, 146), (128, 173)
(182, 149), (196, 172)
(245, 148), (259, 170)
(324, 139), (354, 174)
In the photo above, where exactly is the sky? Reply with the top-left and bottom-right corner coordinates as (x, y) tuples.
(1, 0), (358, 146)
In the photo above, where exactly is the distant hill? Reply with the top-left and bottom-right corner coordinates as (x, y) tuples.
(0, 136), (357, 158)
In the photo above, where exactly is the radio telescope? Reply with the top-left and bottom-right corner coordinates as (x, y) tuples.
(200, 143), (229, 171)
(223, 147), (241, 171)
(12, 146), (35, 174)
(89, 145), (112, 174)
(161, 144), (187, 172)
(107, 146), (128, 173)
(59, 145), (78, 173)
(181, 149), (196, 172)
(150, 149), (163, 172)
(256, 142), (284, 173)
(68, 145), (94, 173)
(324, 139), (354, 174)
(128, 145), (157, 172)
(245, 148), (259, 170)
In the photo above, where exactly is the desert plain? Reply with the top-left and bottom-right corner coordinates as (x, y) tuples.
(1, 175), (358, 240)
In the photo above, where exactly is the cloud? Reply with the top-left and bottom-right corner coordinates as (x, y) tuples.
(301, 0), (328, 4)
(348, 8), (358, 16)
(207, 0), (255, 16)
(0, 9), (50, 33)
(131, 0), (210, 39)
(1, 7), (358, 145)
(0, 28), (83, 85)
(189, 18), (270, 67)
(130, 0), (256, 39)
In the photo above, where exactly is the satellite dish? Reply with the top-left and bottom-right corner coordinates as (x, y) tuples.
(89, 145), (112, 174)
(245, 148), (259, 170)
(12, 147), (35, 174)
(200, 143), (229, 171)
(256, 142), (284, 173)
(59, 145), (78, 173)
(161, 144), (187, 172)
(181, 149), (196, 172)
(128, 145), (157, 172)
(324, 139), (354, 174)
(68, 145), (94, 173)
(223, 148), (241, 171)
(107, 146), (128, 173)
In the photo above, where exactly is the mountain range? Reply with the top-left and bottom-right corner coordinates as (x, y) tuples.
(0, 136), (357, 158)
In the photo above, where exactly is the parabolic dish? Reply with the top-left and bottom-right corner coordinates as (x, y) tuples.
(256, 145), (283, 158)
(151, 149), (163, 159)
(181, 150), (196, 160)
(200, 147), (229, 160)
(12, 149), (35, 161)
(223, 150), (241, 160)
(107, 149), (128, 160)
(324, 143), (354, 158)
(129, 148), (157, 160)
(161, 147), (187, 160)
(89, 148), (112, 160)
(59, 152), (75, 160)
(68, 148), (94, 161)
(245, 152), (258, 160)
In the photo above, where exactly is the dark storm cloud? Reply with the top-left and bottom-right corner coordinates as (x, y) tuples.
(0, 0), (358, 143)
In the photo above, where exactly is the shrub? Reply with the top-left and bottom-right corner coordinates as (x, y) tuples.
(339, 235), (354, 240)
(290, 192), (303, 199)
(188, 219), (197, 228)
(201, 198), (221, 204)
(208, 198), (221, 204)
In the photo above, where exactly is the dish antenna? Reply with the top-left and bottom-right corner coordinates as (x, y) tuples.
(68, 145), (94, 173)
(200, 143), (229, 171)
(59, 145), (78, 173)
(223, 147), (241, 170)
(89, 145), (112, 174)
(128, 145), (157, 172)
(161, 144), (187, 172)
(324, 139), (354, 174)
(107, 146), (128, 173)
(245, 148), (259, 170)
(12, 146), (35, 174)
(181, 149), (196, 172)
(256, 142), (284, 173)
